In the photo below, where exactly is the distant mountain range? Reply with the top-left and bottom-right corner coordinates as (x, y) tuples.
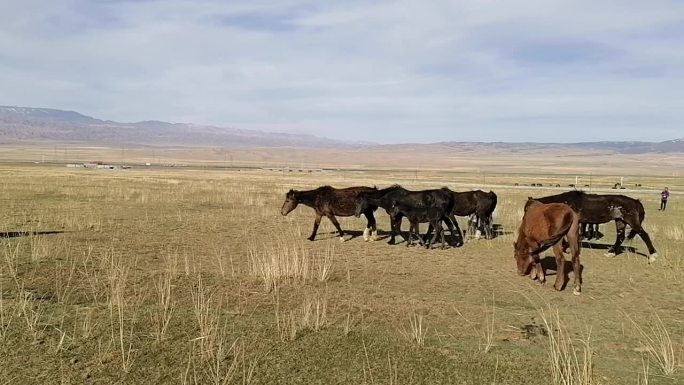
(0, 106), (358, 148)
(1, 106), (682, 153)
(432, 139), (684, 154)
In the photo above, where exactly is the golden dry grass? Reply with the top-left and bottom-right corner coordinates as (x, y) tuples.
(0, 163), (682, 384)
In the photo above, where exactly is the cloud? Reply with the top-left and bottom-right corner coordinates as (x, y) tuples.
(0, 0), (682, 143)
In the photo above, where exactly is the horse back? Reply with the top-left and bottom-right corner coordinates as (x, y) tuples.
(327, 186), (377, 216)
(522, 202), (575, 243)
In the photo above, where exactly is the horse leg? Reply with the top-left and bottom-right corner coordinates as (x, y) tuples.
(415, 222), (427, 247)
(552, 242), (566, 291)
(368, 211), (378, 240)
(436, 219), (447, 249)
(425, 219), (439, 249)
(535, 262), (545, 284)
(389, 214), (407, 245)
(448, 215), (463, 246)
(629, 222), (658, 262)
(530, 254), (544, 283)
(308, 214), (323, 241)
(622, 212), (657, 261)
(363, 210), (376, 242)
(424, 223), (434, 244)
(583, 222), (594, 240)
(607, 221), (626, 257)
(326, 214), (346, 242)
(483, 215), (493, 240)
(639, 228), (657, 263)
(572, 242), (581, 295)
(388, 215), (397, 245)
(406, 223), (413, 247)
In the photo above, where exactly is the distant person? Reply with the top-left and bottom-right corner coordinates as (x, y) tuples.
(659, 187), (669, 211)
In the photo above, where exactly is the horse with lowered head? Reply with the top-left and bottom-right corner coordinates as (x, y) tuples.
(514, 201), (582, 295)
(425, 189), (498, 240)
(281, 186), (378, 242)
(526, 190), (657, 262)
(452, 190), (498, 238)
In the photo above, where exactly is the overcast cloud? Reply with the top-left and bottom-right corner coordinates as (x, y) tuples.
(1, 0), (683, 143)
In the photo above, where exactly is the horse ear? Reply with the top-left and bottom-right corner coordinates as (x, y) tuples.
(527, 197), (533, 200)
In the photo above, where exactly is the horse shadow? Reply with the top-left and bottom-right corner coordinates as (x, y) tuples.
(539, 256), (584, 290)
(320, 229), (394, 241)
(0, 231), (65, 239)
(580, 241), (646, 257)
(489, 224), (511, 239)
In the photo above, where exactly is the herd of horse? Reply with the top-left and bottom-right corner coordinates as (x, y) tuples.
(280, 185), (658, 295)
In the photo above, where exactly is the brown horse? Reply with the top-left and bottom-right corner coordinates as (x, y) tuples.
(514, 201), (582, 295)
(281, 186), (378, 242)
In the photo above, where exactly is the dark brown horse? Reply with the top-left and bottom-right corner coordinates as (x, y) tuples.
(355, 185), (462, 246)
(425, 189), (498, 240)
(514, 202), (582, 295)
(281, 186), (378, 241)
(526, 191), (656, 261)
(390, 202), (449, 249)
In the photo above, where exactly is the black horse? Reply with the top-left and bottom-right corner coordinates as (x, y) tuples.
(390, 202), (448, 249)
(450, 189), (498, 239)
(424, 189), (498, 240)
(526, 191), (657, 261)
(355, 185), (462, 246)
(281, 186), (378, 241)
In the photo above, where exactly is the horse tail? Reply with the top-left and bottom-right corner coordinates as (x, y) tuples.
(530, 213), (574, 255)
(486, 191), (498, 217)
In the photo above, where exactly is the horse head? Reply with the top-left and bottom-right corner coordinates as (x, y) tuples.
(513, 240), (534, 276)
(281, 189), (299, 216)
(354, 193), (369, 218)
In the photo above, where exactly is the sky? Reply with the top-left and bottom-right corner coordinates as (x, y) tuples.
(1, 0), (683, 143)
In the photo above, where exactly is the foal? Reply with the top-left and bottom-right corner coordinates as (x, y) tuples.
(390, 203), (449, 249)
(514, 202), (582, 295)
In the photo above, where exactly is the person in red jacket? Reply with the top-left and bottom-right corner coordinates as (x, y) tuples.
(659, 187), (670, 211)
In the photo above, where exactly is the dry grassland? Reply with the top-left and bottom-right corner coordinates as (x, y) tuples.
(0, 164), (682, 384)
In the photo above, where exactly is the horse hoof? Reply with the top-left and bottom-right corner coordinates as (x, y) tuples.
(648, 253), (658, 263)
(339, 236), (347, 243)
(604, 252), (616, 257)
(307, 237), (315, 242)
(573, 288), (581, 296)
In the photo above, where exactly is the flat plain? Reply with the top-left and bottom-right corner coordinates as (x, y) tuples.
(0, 163), (682, 384)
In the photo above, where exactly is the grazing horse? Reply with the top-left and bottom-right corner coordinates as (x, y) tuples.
(427, 189), (498, 239)
(281, 186), (378, 242)
(514, 202), (582, 295)
(526, 191), (657, 262)
(355, 185), (462, 246)
(390, 202), (449, 249)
